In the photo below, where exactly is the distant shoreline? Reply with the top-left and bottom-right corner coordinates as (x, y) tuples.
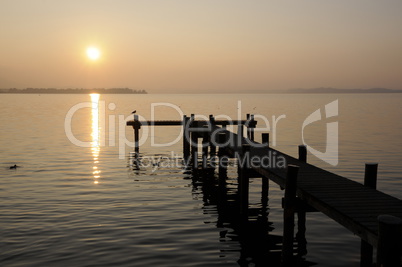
(207, 88), (402, 94)
(284, 87), (402, 94)
(0, 88), (147, 94)
(1, 87), (402, 94)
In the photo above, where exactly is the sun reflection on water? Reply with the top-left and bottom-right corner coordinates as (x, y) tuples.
(90, 93), (101, 184)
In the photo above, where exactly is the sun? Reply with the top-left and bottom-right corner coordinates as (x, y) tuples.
(86, 47), (101, 61)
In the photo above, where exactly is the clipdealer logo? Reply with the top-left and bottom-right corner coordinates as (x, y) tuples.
(64, 97), (339, 168)
(302, 100), (338, 166)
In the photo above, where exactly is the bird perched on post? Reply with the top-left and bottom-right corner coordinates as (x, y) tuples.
(131, 110), (136, 114)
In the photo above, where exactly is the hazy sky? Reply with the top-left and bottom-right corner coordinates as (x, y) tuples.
(1, 0), (401, 93)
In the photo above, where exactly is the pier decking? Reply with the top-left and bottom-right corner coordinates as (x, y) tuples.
(227, 144), (402, 247)
(127, 115), (402, 266)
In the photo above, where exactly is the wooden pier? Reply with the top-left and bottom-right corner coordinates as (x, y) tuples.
(127, 114), (402, 266)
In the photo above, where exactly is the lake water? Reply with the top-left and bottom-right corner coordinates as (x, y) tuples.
(1, 94), (401, 266)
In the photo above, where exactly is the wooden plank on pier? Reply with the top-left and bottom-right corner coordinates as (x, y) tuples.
(126, 120), (251, 127)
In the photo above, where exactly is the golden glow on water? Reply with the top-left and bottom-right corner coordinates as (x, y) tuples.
(90, 93), (101, 184)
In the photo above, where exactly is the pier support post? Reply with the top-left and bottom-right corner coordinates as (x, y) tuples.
(250, 114), (255, 142)
(246, 114), (251, 140)
(183, 115), (190, 162)
(361, 163), (378, 267)
(246, 114), (255, 142)
(296, 145), (307, 256)
(191, 131), (198, 170)
(376, 215), (402, 266)
(364, 163), (378, 189)
(202, 126), (210, 169)
(209, 115), (216, 157)
(237, 122), (244, 148)
(218, 132), (228, 182)
(262, 133), (269, 147)
(189, 115), (197, 169)
(282, 165), (299, 266)
(261, 133), (270, 206)
(298, 145), (307, 163)
(261, 174), (269, 207)
(239, 144), (251, 216)
(133, 115), (140, 153)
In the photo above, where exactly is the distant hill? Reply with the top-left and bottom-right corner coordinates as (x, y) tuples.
(189, 87), (402, 94)
(0, 88), (147, 94)
(286, 87), (402, 94)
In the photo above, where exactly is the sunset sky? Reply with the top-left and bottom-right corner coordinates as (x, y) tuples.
(1, 0), (401, 93)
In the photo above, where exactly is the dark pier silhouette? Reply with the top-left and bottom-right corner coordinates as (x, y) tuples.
(127, 114), (402, 266)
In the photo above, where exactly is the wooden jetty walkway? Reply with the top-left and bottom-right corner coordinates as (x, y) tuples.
(127, 114), (402, 266)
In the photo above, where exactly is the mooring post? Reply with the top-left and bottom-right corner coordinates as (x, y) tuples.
(218, 132), (228, 182)
(183, 115), (191, 162)
(261, 133), (270, 204)
(250, 114), (255, 142)
(191, 131), (198, 170)
(364, 163), (378, 189)
(133, 114), (140, 153)
(376, 214), (402, 266)
(262, 133), (269, 147)
(202, 126), (209, 169)
(189, 114), (196, 168)
(261, 172), (269, 207)
(360, 163), (378, 267)
(209, 115), (216, 157)
(246, 114), (251, 140)
(297, 145), (307, 256)
(282, 165), (299, 266)
(298, 145), (307, 163)
(183, 114), (187, 152)
(237, 121), (244, 148)
(239, 144), (251, 216)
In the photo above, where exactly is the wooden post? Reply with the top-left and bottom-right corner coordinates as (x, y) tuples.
(209, 115), (216, 157)
(296, 145), (307, 256)
(261, 133), (270, 206)
(361, 163), (378, 267)
(364, 163), (378, 189)
(282, 165), (299, 266)
(202, 127), (209, 169)
(189, 114), (196, 168)
(218, 132), (228, 181)
(246, 114), (251, 139)
(183, 115), (187, 151)
(237, 122), (244, 148)
(134, 115), (140, 153)
(250, 114), (255, 142)
(261, 174), (269, 209)
(191, 131), (198, 169)
(376, 215), (402, 266)
(298, 145), (307, 163)
(183, 115), (190, 162)
(239, 144), (250, 216)
(262, 133), (269, 147)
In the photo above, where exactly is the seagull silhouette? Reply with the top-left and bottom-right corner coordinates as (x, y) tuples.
(131, 110), (137, 114)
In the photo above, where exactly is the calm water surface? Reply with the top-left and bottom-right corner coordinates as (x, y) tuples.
(1, 94), (401, 266)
